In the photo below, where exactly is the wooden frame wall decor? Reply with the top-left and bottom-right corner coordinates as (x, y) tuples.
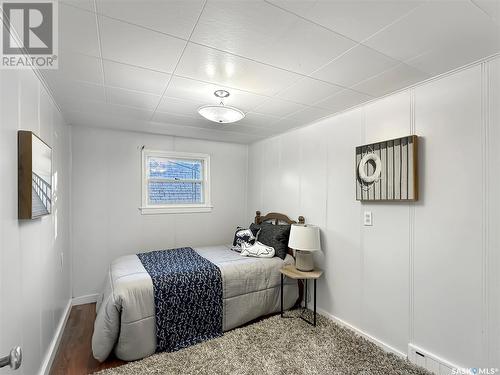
(18, 131), (53, 219)
(355, 135), (418, 201)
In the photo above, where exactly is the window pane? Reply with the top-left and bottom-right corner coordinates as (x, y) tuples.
(148, 182), (203, 205)
(148, 157), (202, 180)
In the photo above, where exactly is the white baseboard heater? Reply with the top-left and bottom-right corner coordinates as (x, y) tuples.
(408, 344), (458, 374)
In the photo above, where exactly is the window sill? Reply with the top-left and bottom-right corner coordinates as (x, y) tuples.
(139, 205), (213, 215)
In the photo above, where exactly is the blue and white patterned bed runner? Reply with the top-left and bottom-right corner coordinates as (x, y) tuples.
(137, 247), (223, 352)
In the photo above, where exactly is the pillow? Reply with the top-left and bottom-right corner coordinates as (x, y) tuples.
(231, 227), (259, 252)
(250, 222), (290, 259)
(240, 241), (275, 258)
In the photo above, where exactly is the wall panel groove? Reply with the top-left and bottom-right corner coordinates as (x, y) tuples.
(487, 57), (500, 367)
(480, 61), (490, 364)
(409, 89), (416, 343)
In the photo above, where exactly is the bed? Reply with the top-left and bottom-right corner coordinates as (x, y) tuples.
(92, 211), (303, 362)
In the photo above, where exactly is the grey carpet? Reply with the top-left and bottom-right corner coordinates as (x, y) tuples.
(94, 310), (430, 375)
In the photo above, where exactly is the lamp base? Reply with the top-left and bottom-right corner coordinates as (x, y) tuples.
(295, 250), (314, 271)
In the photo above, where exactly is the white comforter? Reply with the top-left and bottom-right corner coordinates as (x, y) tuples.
(92, 245), (298, 361)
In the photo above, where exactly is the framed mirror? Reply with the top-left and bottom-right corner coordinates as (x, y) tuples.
(18, 131), (52, 219)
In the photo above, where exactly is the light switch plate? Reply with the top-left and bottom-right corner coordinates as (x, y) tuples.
(363, 211), (373, 226)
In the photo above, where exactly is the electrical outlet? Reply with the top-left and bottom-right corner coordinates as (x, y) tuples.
(363, 211), (373, 226)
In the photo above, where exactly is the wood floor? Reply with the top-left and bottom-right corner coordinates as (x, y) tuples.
(49, 302), (286, 374)
(50, 303), (126, 375)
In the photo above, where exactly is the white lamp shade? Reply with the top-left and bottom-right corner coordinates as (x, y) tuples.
(288, 224), (321, 252)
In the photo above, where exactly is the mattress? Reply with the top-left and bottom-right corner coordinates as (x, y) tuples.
(92, 245), (298, 361)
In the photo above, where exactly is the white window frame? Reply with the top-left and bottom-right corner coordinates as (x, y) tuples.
(140, 149), (212, 214)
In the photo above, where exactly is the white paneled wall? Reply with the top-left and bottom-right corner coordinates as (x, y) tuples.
(70, 127), (248, 297)
(247, 57), (500, 368)
(413, 66), (483, 364)
(0, 69), (71, 375)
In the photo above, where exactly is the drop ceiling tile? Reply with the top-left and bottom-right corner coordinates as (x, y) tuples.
(100, 104), (156, 121)
(152, 111), (212, 128)
(150, 113), (282, 136)
(54, 0), (499, 144)
(153, 111), (276, 136)
(99, 16), (186, 73)
(61, 100), (104, 116)
(312, 44), (400, 87)
(276, 77), (344, 106)
(191, 1), (355, 74)
(165, 76), (267, 112)
(237, 112), (281, 129)
(64, 111), (150, 131)
(106, 87), (161, 110)
(215, 122), (280, 137)
(270, 117), (306, 132)
(252, 98), (306, 118)
(405, 39), (499, 77)
(63, 100), (154, 122)
(43, 51), (103, 84)
(156, 96), (206, 117)
(59, 3), (100, 57)
(285, 106), (332, 125)
(176, 43), (303, 96)
(472, 0), (500, 23)
(352, 63), (429, 97)
(103, 60), (171, 95)
(61, 0), (94, 12)
(50, 80), (105, 105)
(150, 116), (269, 143)
(63, 107), (283, 144)
(97, 0), (204, 39)
(314, 88), (373, 113)
(268, 0), (423, 42)
(364, 0), (500, 66)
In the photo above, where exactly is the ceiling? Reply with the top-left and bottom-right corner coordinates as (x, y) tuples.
(40, 0), (499, 144)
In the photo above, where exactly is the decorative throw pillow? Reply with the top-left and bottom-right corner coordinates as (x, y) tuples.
(249, 222), (290, 260)
(240, 241), (275, 258)
(231, 227), (259, 252)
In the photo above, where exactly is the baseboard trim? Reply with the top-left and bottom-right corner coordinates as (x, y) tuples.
(72, 293), (99, 306)
(39, 299), (72, 375)
(38, 295), (100, 374)
(317, 308), (407, 358)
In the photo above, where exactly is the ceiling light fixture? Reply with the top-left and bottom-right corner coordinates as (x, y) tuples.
(198, 90), (245, 124)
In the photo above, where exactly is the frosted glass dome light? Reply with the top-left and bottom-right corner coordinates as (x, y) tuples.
(198, 90), (245, 124)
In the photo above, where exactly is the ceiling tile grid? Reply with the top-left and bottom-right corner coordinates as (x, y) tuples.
(102, 60), (171, 95)
(190, 0), (356, 75)
(41, 0), (499, 144)
(98, 16), (186, 73)
(97, 0), (205, 39)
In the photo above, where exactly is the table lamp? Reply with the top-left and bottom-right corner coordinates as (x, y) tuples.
(288, 224), (321, 271)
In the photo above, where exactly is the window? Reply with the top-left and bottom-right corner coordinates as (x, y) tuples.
(141, 150), (212, 214)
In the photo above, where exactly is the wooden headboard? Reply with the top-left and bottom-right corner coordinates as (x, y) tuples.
(254, 211), (305, 226)
(254, 210), (305, 308)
